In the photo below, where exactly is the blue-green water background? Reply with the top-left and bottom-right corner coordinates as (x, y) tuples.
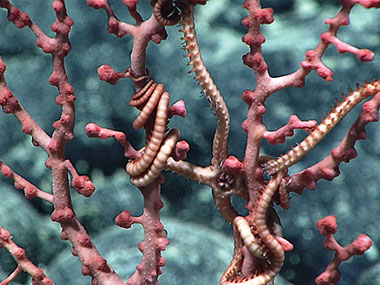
(0, 0), (380, 284)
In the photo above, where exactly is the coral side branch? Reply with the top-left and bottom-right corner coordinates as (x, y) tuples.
(1, 0), (77, 154)
(241, 0), (379, 99)
(264, 115), (317, 145)
(264, 80), (380, 175)
(63, 160), (95, 197)
(179, 2), (230, 167)
(0, 227), (53, 285)
(115, 210), (143, 229)
(87, 0), (135, 37)
(0, 57), (51, 150)
(0, 161), (53, 203)
(0, 0), (77, 156)
(298, 0), (378, 82)
(0, 266), (22, 285)
(97, 65), (132, 85)
(315, 215), (373, 284)
(85, 123), (140, 159)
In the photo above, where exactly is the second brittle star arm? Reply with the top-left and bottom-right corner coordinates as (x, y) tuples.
(178, 1), (230, 168)
(264, 80), (380, 175)
(221, 171), (290, 285)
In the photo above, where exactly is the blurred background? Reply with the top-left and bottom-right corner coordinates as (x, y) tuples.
(0, 0), (380, 284)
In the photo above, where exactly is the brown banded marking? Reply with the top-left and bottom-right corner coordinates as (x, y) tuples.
(264, 80), (380, 175)
(178, 1), (230, 168)
(127, 80), (180, 187)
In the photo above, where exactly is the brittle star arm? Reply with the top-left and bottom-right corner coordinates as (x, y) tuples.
(179, 1), (230, 168)
(165, 157), (215, 186)
(278, 90), (380, 200)
(221, 171), (291, 285)
(150, 0), (241, 224)
(264, 80), (380, 175)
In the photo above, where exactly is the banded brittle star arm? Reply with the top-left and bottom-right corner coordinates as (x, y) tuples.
(264, 80), (380, 175)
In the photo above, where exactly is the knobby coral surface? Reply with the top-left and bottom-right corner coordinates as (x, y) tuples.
(0, 0), (380, 284)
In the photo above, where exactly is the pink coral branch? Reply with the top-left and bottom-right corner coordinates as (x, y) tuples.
(0, 0), (76, 156)
(0, 227), (53, 285)
(1, 0), (76, 155)
(115, 210), (143, 229)
(242, 0), (377, 101)
(0, 265), (22, 285)
(0, 2), (126, 284)
(264, 115), (317, 145)
(87, 0), (136, 37)
(0, 161), (53, 203)
(87, 2), (177, 283)
(86, 122), (140, 159)
(63, 160), (95, 197)
(97, 65), (131, 85)
(297, 0), (375, 80)
(0, 58), (51, 150)
(315, 216), (372, 285)
(125, 180), (170, 285)
(87, 0), (168, 89)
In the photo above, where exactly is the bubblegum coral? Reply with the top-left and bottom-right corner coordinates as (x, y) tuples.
(0, 0), (380, 284)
